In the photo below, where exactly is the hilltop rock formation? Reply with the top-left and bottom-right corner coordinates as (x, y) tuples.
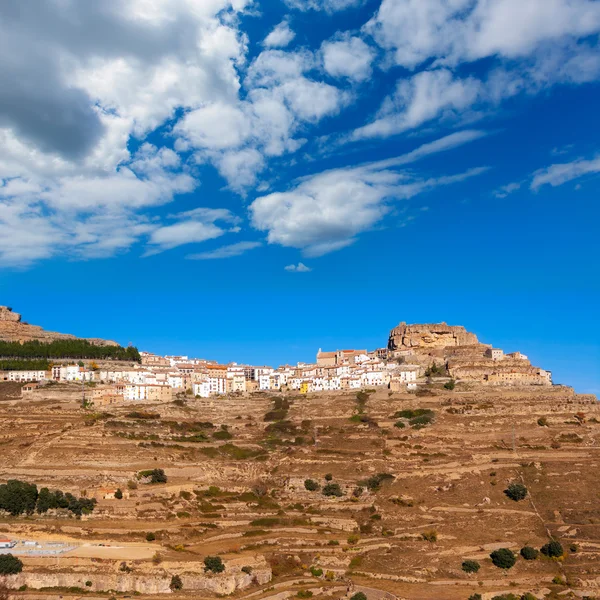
(388, 321), (479, 352)
(0, 306), (118, 346)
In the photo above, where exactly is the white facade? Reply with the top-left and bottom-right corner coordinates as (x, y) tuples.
(193, 381), (211, 398)
(7, 370), (46, 382)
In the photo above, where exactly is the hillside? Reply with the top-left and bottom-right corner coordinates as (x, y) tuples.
(0, 382), (598, 600)
(0, 306), (118, 346)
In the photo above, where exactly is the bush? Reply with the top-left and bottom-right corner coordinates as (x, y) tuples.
(138, 469), (167, 484)
(324, 473), (333, 481)
(309, 566), (323, 577)
(504, 483), (528, 502)
(350, 594), (367, 600)
(146, 532), (156, 542)
(85, 581), (92, 587)
(322, 483), (343, 497)
(468, 595), (482, 600)
(0, 554), (23, 574)
(170, 575), (183, 591)
(115, 488), (123, 500)
(241, 566), (253, 575)
(421, 530), (437, 543)
(213, 429), (233, 440)
(461, 560), (480, 573)
(444, 380), (455, 390)
(520, 546), (538, 560)
(537, 417), (548, 427)
(410, 414), (434, 428)
(490, 548), (516, 569)
(304, 479), (320, 491)
(297, 591), (313, 599)
(394, 421), (406, 429)
(540, 540), (563, 558)
(360, 473), (395, 491)
(204, 556), (225, 573)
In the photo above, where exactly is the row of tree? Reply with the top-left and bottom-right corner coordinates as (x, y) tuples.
(0, 339), (140, 364)
(0, 480), (97, 517)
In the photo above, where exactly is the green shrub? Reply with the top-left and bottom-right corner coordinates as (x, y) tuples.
(0, 554), (23, 574)
(540, 540), (563, 558)
(204, 556), (225, 573)
(520, 546), (538, 560)
(138, 469), (167, 484)
(504, 483), (528, 502)
(213, 429), (233, 440)
(350, 593), (367, 600)
(324, 473), (333, 481)
(309, 566), (323, 577)
(115, 488), (123, 500)
(146, 532), (156, 542)
(85, 581), (92, 587)
(490, 548), (516, 569)
(169, 575), (183, 591)
(359, 473), (395, 491)
(461, 560), (480, 573)
(552, 575), (566, 585)
(410, 414), (434, 428)
(297, 591), (313, 598)
(394, 421), (406, 428)
(444, 380), (455, 390)
(468, 595), (482, 600)
(304, 479), (320, 491)
(322, 483), (343, 497)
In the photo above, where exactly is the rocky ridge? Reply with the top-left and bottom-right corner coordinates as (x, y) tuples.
(0, 306), (118, 346)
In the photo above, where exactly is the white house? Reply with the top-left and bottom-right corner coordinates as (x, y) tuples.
(7, 370), (46, 382)
(193, 380), (211, 398)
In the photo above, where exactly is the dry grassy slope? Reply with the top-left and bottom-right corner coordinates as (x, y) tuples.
(0, 385), (599, 600)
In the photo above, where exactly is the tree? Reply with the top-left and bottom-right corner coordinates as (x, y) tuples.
(461, 560), (480, 573)
(0, 480), (38, 516)
(540, 540), (563, 558)
(490, 548), (516, 569)
(322, 483), (343, 497)
(520, 546), (538, 560)
(146, 532), (156, 542)
(0, 554), (23, 575)
(204, 556), (225, 573)
(304, 479), (320, 491)
(504, 483), (528, 502)
(115, 489), (123, 500)
(170, 575), (183, 591)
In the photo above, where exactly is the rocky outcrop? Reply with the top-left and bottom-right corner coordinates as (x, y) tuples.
(388, 322), (479, 352)
(0, 305), (118, 346)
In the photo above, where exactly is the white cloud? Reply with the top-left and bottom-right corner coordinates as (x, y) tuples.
(250, 133), (488, 257)
(263, 21), (296, 48)
(531, 156), (600, 190)
(493, 182), (521, 198)
(365, 0), (600, 69)
(285, 262), (312, 272)
(353, 69), (483, 140)
(284, 0), (363, 12)
(188, 241), (262, 260)
(144, 207), (240, 255)
(321, 36), (376, 82)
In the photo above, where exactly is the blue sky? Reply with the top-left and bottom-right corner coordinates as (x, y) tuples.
(0, 0), (599, 393)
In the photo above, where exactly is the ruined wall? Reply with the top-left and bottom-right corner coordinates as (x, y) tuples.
(388, 322), (479, 352)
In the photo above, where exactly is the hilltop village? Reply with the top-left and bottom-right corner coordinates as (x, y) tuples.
(1, 308), (552, 407)
(0, 306), (599, 600)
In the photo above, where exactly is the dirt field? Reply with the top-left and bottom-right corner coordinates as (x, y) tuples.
(0, 383), (599, 600)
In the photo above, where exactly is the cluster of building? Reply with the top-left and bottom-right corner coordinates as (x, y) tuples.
(4, 348), (420, 404)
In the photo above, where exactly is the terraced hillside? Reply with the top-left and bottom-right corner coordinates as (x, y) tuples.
(0, 383), (599, 600)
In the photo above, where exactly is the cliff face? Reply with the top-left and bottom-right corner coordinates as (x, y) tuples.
(388, 321), (479, 351)
(0, 306), (118, 346)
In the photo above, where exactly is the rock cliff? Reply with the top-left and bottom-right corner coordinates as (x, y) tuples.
(388, 321), (479, 352)
(0, 306), (118, 346)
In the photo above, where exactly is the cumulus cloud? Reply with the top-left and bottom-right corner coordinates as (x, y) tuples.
(365, 0), (600, 69)
(250, 133), (488, 257)
(188, 241), (262, 260)
(285, 262), (312, 272)
(321, 36), (376, 82)
(531, 156), (600, 190)
(263, 20), (296, 48)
